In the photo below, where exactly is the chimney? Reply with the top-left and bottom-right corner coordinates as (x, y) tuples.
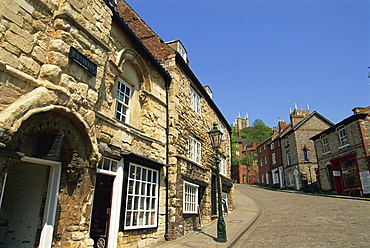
(203, 85), (212, 99)
(290, 108), (310, 127)
(278, 119), (286, 132)
(352, 107), (366, 114)
(166, 40), (187, 63)
(273, 126), (278, 135)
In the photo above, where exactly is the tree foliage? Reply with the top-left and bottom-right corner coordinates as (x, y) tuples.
(241, 119), (273, 145)
(231, 119), (273, 165)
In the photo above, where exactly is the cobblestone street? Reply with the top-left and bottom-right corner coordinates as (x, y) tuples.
(233, 185), (370, 248)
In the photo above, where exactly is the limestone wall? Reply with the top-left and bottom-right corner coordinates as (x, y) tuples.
(0, 0), (168, 247)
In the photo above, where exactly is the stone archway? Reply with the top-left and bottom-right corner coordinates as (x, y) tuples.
(0, 109), (99, 246)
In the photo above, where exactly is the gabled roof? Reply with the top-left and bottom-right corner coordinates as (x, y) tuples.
(289, 111), (334, 133)
(311, 113), (369, 141)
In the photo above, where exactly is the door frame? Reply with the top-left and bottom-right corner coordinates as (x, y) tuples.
(20, 156), (61, 248)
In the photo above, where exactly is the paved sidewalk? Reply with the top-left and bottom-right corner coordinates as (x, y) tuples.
(147, 184), (260, 248)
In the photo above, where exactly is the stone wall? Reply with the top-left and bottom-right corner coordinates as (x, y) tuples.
(0, 0), (169, 247)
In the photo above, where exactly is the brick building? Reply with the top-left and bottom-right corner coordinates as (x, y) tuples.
(257, 126), (284, 188)
(232, 136), (258, 184)
(116, 1), (234, 241)
(257, 107), (333, 191)
(0, 0), (232, 247)
(311, 107), (370, 197)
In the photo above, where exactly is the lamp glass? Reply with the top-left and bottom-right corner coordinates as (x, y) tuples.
(208, 123), (223, 149)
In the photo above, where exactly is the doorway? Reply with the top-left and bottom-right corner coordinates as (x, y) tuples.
(90, 174), (114, 248)
(0, 157), (61, 247)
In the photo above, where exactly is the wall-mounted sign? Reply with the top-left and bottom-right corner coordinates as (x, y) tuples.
(69, 47), (97, 76)
(333, 171), (341, 177)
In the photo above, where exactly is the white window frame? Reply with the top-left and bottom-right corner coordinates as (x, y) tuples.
(190, 87), (201, 115)
(260, 159), (263, 167)
(220, 157), (226, 176)
(271, 142), (275, 150)
(183, 181), (199, 214)
(124, 163), (159, 230)
(337, 127), (349, 148)
(272, 153), (276, 165)
(266, 173), (269, 184)
(264, 156), (268, 165)
(321, 135), (330, 154)
(272, 169), (279, 184)
(115, 78), (132, 123)
(286, 153), (291, 165)
(93, 157), (124, 247)
(189, 136), (201, 164)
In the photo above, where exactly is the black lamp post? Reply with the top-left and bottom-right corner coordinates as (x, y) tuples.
(208, 122), (227, 243)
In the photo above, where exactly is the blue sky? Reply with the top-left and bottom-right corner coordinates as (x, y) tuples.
(126, 0), (369, 128)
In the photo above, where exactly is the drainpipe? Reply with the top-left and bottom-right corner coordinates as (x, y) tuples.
(165, 77), (170, 240)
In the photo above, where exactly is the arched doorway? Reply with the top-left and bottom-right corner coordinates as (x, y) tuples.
(0, 109), (97, 247)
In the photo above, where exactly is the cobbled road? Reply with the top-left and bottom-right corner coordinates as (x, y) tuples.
(233, 185), (370, 248)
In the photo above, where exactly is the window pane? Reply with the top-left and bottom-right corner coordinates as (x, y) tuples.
(148, 170), (152, 182)
(128, 180), (134, 194)
(135, 182), (140, 194)
(130, 165), (135, 179)
(142, 169), (147, 181)
(103, 159), (110, 170)
(111, 161), (118, 172)
(124, 164), (159, 230)
(152, 171), (157, 183)
(137, 167), (142, 180)
(133, 196), (139, 210)
(127, 196), (133, 210)
(125, 212), (132, 226)
(140, 197), (145, 210)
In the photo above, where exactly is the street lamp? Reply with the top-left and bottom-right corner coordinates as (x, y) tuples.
(208, 122), (227, 243)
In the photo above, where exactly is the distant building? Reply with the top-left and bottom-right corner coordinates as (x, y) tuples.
(232, 134), (258, 184)
(257, 106), (333, 191)
(234, 113), (249, 130)
(311, 107), (370, 197)
(257, 126), (284, 188)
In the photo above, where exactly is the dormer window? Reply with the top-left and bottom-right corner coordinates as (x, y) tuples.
(166, 40), (187, 62)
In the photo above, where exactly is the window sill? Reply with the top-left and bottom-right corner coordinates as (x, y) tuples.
(338, 144), (350, 150)
(322, 151), (331, 156)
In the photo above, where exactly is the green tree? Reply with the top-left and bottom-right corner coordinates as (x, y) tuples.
(231, 119), (273, 165)
(241, 119), (273, 145)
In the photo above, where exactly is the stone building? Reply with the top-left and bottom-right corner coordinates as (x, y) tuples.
(279, 107), (333, 191)
(0, 0), (232, 247)
(115, 0), (234, 241)
(311, 107), (370, 197)
(0, 0), (172, 247)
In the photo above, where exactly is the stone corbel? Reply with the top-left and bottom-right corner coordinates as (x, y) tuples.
(0, 129), (12, 148)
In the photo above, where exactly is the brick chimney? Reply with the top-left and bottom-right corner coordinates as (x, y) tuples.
(278, 119), (287, 132)
(273, 126), (278, 135)
(290, 109), (310, 127)
(352, 107), (366, 114)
